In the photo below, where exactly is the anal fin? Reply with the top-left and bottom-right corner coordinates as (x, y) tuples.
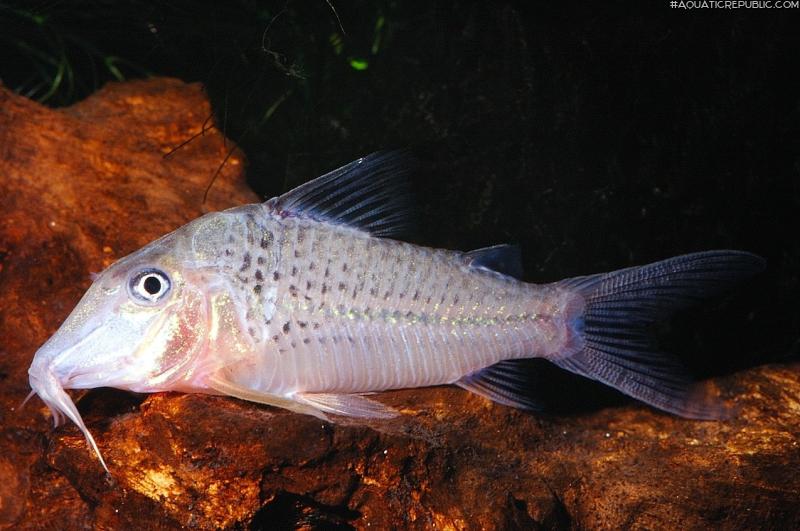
(457, 359), (549, 411)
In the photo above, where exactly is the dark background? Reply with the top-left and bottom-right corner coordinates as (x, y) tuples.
(2, 1), (798, 404)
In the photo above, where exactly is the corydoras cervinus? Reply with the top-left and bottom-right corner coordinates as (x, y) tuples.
(27, 151), (765, 472)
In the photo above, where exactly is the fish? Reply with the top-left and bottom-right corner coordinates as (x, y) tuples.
(27, 151), (765, 472)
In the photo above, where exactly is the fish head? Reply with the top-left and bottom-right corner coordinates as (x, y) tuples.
(26, 209), (263, 470)
(29, 234), (209, 393)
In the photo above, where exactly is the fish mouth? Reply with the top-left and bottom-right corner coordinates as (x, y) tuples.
(28, 363), (110, 473)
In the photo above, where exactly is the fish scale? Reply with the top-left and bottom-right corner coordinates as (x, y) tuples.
(26, 151), (765, 472)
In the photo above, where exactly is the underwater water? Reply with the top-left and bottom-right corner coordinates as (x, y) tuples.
(1, 2), (799, 527)
(3, 0), (796, 400)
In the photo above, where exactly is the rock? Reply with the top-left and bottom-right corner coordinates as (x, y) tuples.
(1, 78), (798, 530)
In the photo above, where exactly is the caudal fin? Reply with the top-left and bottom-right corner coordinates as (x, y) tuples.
(552, 250), (765, 419)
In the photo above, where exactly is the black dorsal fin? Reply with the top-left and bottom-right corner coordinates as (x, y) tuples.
(465, 244), (524, 279)
(265, 151), (416, 238)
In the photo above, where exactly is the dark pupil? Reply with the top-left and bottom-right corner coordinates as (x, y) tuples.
(143, 275), (162, 295)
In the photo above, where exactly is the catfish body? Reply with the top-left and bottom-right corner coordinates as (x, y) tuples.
(27, 152), (765, 472)
(220, 210), (573, 397)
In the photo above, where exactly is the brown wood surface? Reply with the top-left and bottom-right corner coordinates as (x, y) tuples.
(0, 78), (798, 530)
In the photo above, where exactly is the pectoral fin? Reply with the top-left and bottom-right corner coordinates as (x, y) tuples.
(207, 375), (329, 420)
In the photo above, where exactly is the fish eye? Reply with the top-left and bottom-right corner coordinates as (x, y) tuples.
(128, 268), (171, 304)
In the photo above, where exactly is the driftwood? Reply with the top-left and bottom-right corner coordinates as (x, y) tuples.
(0, 78), (798, 530)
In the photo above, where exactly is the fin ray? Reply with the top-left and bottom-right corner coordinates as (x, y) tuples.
(207, 375), (329, 420)
(265, 151), (416, 238)
(464, 244), (524, 279)
(553, 250), (765, 419)
(457, 359), (549, 411)
(207, 375), (398, 420)
(294, 392), (399, 419)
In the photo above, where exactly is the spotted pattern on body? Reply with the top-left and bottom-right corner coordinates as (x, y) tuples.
(217, 211), (572, 395)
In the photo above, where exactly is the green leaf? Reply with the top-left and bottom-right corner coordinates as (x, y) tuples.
(348, 58), (368, 71)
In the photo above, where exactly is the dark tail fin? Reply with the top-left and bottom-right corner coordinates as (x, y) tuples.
(552, 250), (765, 419)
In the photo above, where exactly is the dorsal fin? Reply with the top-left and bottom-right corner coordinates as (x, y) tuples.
(265, 151), (416, 238)
(464, 244), (524, 279)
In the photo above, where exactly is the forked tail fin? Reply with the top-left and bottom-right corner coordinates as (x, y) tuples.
(552, 250), (765, 419)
